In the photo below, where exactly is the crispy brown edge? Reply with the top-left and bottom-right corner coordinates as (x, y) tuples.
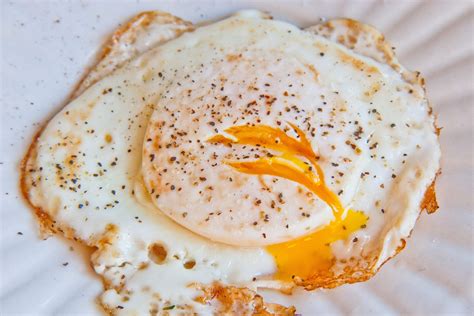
(20, 126), (52, 235)
(194, 282), (296, 315)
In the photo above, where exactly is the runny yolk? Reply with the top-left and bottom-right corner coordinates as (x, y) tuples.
(267, 209), (367, 281)
(208, 123), (368, 281)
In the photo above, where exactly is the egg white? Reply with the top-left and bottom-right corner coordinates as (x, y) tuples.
(24, 10), (440, 314)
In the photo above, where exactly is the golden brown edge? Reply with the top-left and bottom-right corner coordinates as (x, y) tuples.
(194, 282), (296, 315)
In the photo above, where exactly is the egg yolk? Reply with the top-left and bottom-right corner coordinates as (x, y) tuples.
(267, 209), (367, 281)
(208, 123), (368, 281)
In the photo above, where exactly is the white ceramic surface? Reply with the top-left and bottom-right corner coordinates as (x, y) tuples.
(1, 0), (473, 315)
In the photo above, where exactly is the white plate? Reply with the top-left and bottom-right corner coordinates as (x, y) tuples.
(1, 0), (473, 315)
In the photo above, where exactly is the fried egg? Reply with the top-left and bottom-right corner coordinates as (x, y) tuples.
(22, 10), (440, 315)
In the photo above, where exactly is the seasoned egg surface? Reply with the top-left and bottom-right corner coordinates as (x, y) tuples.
(22, 10), (440, 315)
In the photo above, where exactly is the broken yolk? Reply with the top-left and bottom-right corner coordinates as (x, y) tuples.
(267, 209), (367, 281)
(208, 123), (368, 281)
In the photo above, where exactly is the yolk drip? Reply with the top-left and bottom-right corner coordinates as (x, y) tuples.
(208, 122), (368, 281)
(267, 209), (367, 281)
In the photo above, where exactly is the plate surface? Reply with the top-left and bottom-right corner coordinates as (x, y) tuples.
(1, 0), (473, 315)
